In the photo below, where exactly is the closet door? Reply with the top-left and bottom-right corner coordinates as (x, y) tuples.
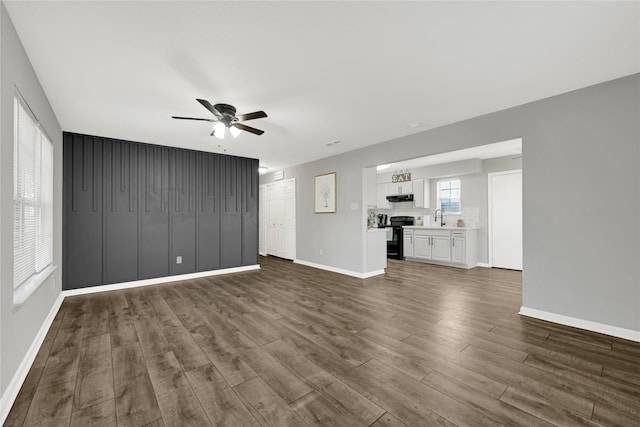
(279, 179), (296, 260)
(265, 183), (279, 256)
(264, 179), (296, 260)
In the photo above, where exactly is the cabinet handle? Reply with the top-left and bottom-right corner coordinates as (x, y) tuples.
(452, 239), (455, 247)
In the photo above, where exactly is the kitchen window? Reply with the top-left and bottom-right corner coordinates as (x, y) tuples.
(13, 90), (55, 305)
(437, 179), (461, 214)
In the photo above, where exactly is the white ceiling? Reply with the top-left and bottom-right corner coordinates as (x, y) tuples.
(5, 1), (639, 172)
(378, 138), (522, 173)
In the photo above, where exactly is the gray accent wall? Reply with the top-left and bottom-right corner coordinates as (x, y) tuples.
(1, 3), (63, 398)
(262, 73), (640, 333)
(63, 133), (259, 290)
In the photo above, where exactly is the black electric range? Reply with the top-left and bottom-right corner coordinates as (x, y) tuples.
(386, 216), (415, 259)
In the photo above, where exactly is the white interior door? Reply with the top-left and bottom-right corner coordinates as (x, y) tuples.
(489, 170), (522, 270)
(262, 179), (296, 260)
(279, 180), (296, 260)
(265, 184), (279, 256)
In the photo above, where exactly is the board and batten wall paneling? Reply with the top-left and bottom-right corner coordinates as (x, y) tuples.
(241, 156), (259, 265)
(63, 133), (104, 289)
(138, 144), (170, 280)
(196, 152), (222, 271)
(220, 156), (242, 268)
(170, 148), (197, 275)
(104, 138), (138, 284)
(62, 132), (259, 290)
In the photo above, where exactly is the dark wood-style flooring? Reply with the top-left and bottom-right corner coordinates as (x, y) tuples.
(5, 256), (640, 426)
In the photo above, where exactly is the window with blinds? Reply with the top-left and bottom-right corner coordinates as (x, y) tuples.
(13, 92), (54, 304)
(437, 178), (461, 214)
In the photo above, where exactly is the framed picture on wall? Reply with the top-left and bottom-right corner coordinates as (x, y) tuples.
(314, 172), (336, 213)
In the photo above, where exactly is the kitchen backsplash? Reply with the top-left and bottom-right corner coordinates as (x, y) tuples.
(368, 207), (480, 228)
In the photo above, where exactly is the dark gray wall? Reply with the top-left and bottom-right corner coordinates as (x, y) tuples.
(63, 132), (258, 290)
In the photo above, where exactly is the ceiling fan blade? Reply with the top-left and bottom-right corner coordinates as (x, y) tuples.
(234, 123), (264, 135)
(172, 116), (215, 122)
(236, 111), (268, 121)
(196, 98), (223, 119)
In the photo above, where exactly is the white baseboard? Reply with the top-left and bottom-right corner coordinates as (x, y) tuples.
(1, 292), (64, 425)
(1, 264), (261, 424)
(519, 306), (640, 343)
(361, 269), (385, 278)
(476, 262), (491, 268)
(62, 265), (260, 297)
(294, 259), (384, 279)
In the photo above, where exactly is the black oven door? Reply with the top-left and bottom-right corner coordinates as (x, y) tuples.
(386, 226), (404, 259)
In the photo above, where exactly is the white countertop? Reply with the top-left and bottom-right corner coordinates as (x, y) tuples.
(367, 228), (388, 233)
(403, 225), (479, 230)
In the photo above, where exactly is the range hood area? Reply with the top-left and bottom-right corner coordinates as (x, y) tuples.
(386, 194), (414, 203)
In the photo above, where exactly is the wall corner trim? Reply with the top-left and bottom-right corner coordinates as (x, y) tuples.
(519, 306), (640, 343)
(62, 265), (261, 297)
(1, 292), (65, 425)
(293, 259), (384, 279)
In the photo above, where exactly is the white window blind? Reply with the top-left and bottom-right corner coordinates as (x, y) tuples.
(13, 93), (54, 300)
(437, 179), (461, 214)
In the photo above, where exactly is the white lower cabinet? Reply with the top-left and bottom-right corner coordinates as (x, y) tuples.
(431, 236), (452, 262)
(451, 231), (466, 264)
(414, 234), (430, 259)
(404, 228), (477, 268)
(403, 230), (414, 258)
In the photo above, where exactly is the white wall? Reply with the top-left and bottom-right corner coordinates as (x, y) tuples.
(262, 73), (640, 335)
(1, 2), (63, 404)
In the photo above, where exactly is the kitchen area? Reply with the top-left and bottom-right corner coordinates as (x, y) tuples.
(364, 139), (522, 274)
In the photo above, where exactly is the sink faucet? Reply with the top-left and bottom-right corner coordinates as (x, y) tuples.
(434, 209), (445, 227)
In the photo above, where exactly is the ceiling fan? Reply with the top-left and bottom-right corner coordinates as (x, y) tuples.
(172, 99), (267, 139)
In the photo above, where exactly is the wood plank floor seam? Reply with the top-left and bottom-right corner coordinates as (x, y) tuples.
(4, 256), (640, 426)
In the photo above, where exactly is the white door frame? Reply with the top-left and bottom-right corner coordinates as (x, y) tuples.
(260, 178), (296, 260)
(487, 169), (522, 269)
(258, 185), (266, 256)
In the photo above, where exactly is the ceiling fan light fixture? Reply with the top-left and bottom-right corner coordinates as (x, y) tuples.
(173, 99), (267, 137)
(213, 122), (226, 139)
(229, 125), (241, 138)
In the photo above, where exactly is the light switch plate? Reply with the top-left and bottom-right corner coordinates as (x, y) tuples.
(176, 256), (182, 264)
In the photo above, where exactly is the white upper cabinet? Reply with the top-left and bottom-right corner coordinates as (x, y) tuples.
(364, 167), (377, 209)
(387, 181), (412, 195)
(376, 183), (390, 209)
(412, 179), (430, 208)
(374, 178), (429, 209)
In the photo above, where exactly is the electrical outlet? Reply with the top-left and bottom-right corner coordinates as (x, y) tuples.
(176, 256), (182, 264)
(319, 249), (323, 255)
